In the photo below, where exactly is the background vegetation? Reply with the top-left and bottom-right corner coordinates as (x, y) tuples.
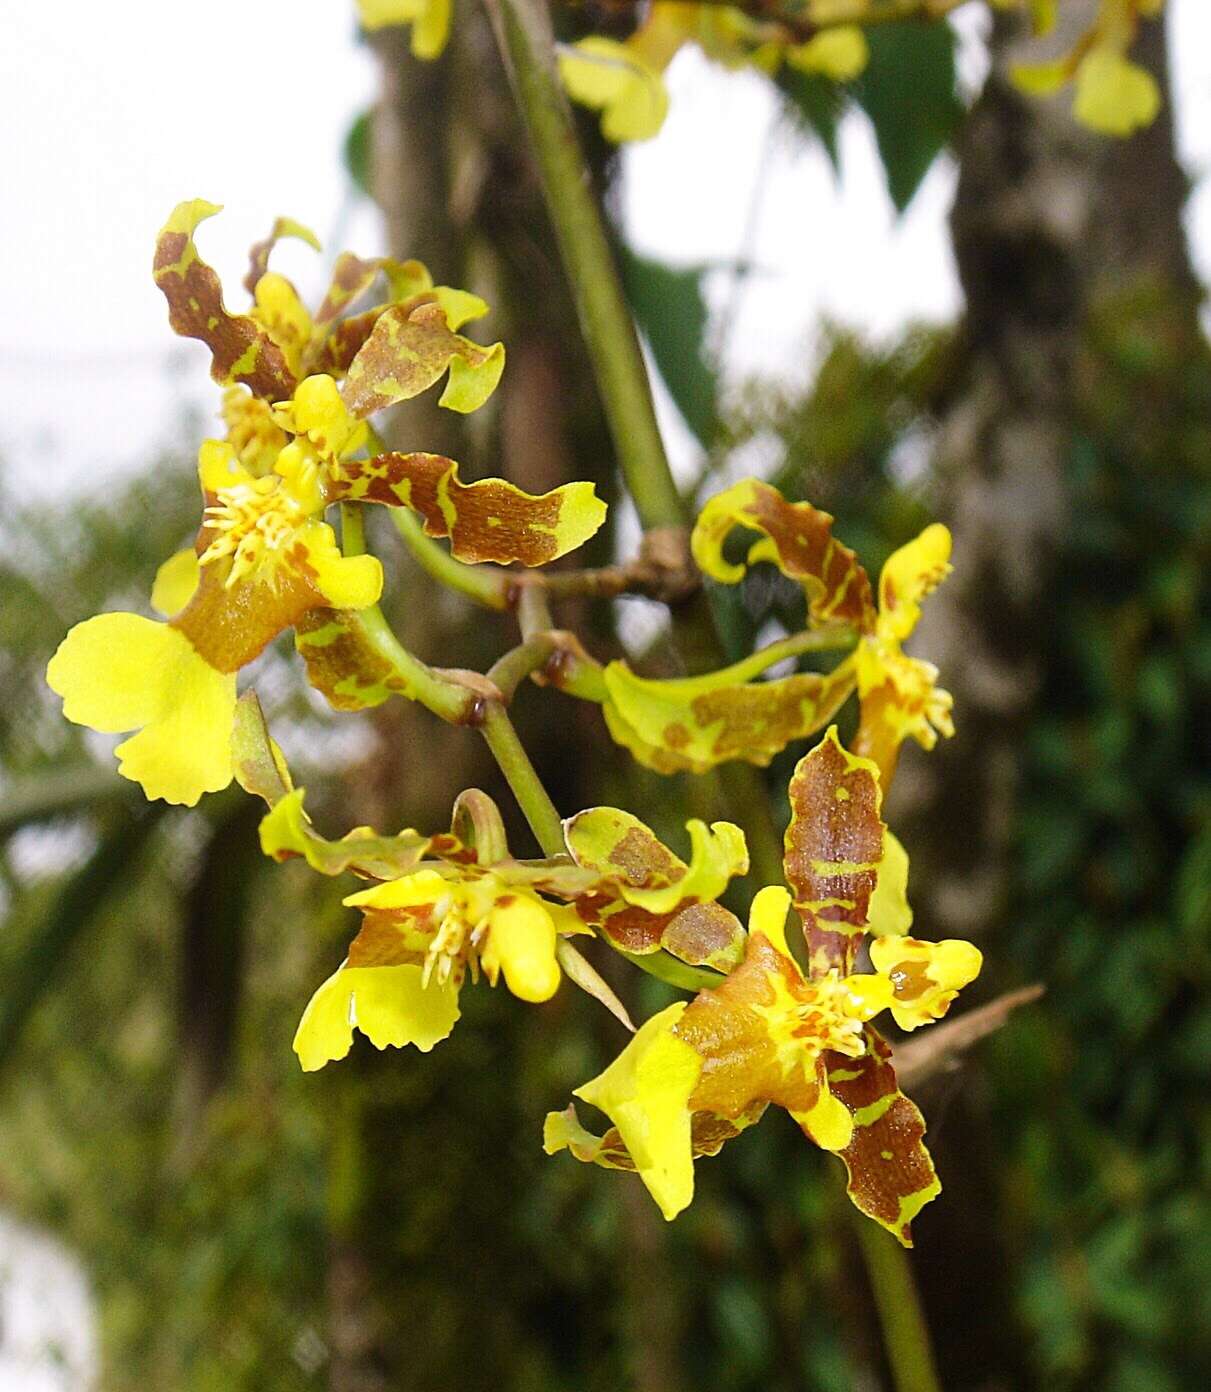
(1, 3), (1208, 1389)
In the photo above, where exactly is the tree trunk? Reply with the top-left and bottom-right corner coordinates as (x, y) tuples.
(893, 5), (1197, 1383)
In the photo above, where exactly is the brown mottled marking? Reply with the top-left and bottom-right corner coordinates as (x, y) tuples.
(608, 825), (683, 888)
(746, 483), (876, 631)
(593, 902), (677, 953)
(171, 550), (323, 673)
(826, 1031), (938, 1246)
(343, 452), (565, 566)
(340, 301), (494, 417)
(783, 734), (882, 974)
(688, 1104), (767, 1156)
(294, 609), (404, 711)
(886, 954), (932, 1002)
(348, 909), (434, 967)
(663, 721), (691, 749)
(662, 901), (745, 969)
(154, 231), (296, 400)
(690, 667), (853, 766)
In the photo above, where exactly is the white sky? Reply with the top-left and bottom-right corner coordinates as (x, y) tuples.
(3, 0), (1211, 502)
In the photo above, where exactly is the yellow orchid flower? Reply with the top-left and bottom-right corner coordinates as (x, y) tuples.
(294, 868), (573, 1071)
(558, 37), (670, 143)
(560, 2), (872, 144)
(1010, 0), (1163, 138)
(684, 480), (952, 784)
(357, 0), (452, 61)
(546, 727), (982, 1243)
(852, 522), (954, 785)
(47, 389), (383, 807)
(280, 781), (752, 1069)
(48, 204), (610, 806)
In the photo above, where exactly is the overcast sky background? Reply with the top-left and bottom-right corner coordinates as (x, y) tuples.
(2, 0), (1211, 506)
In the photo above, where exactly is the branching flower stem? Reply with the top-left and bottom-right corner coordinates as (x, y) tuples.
(483, 0), (794, 887)
(480, 1), (949, 1377)
(485, 0), (683, 530)
(390, 508), (513, 609)
(853, 1212), (943, 1392)
(478, 701), (567, 857)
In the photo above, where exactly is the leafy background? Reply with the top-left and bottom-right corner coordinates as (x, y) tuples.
(1, 11), (1208, 1392)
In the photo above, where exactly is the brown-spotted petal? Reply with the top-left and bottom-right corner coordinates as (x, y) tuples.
(823, 1030), (940, 1247)
(601, 656), (855, 774)
(691, 480), (876, 632)
(153, 200), (297, 401)
(330, 452), (606, 566)
(783, 726), (886, 976)
(340, 300), (504, 416)
(563, 806), (747, 964)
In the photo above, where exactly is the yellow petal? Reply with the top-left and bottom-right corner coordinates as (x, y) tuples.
(558, 37), (670, 143)
(294, 520), (384, 610)
(251, 271), (313, 377)
(793, 1080), (854, 1152)
(746, 885), (793, 956)
(47, 614), (236, 805)
(1073, 49), (1160, 137)
(482, 895), (561, 1003)
(430, 286), (488, 332)
(868, 935), (983, 1031)
(198, 438), (254, 494)
(274, 374), (367, 460)
(574, 1002), (701, 1221)
(877, 523), (952, 643)
(866, 830), (913, 938)
(345, 867), (450, 911)
(150, 548), (200, 617)
(786, 27), (869, 82)
(293, 962), (460, 1071)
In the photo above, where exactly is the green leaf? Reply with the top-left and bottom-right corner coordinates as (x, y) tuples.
(344, 110), (373, 199)
(853, 21), (963, 212)
(619, 246), (719, 448)
(0, 803), (167, 1072)
(177, 797), (265, 1120)
(776, 68), (843, 169)
(0, 766), (134, 839)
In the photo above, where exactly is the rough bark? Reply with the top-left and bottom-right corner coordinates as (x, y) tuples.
(893, 3), (1196, 939)
(891, 6), (1197, 1384)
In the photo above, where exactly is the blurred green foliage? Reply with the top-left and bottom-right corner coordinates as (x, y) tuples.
(986, 285), (1211, 1390)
